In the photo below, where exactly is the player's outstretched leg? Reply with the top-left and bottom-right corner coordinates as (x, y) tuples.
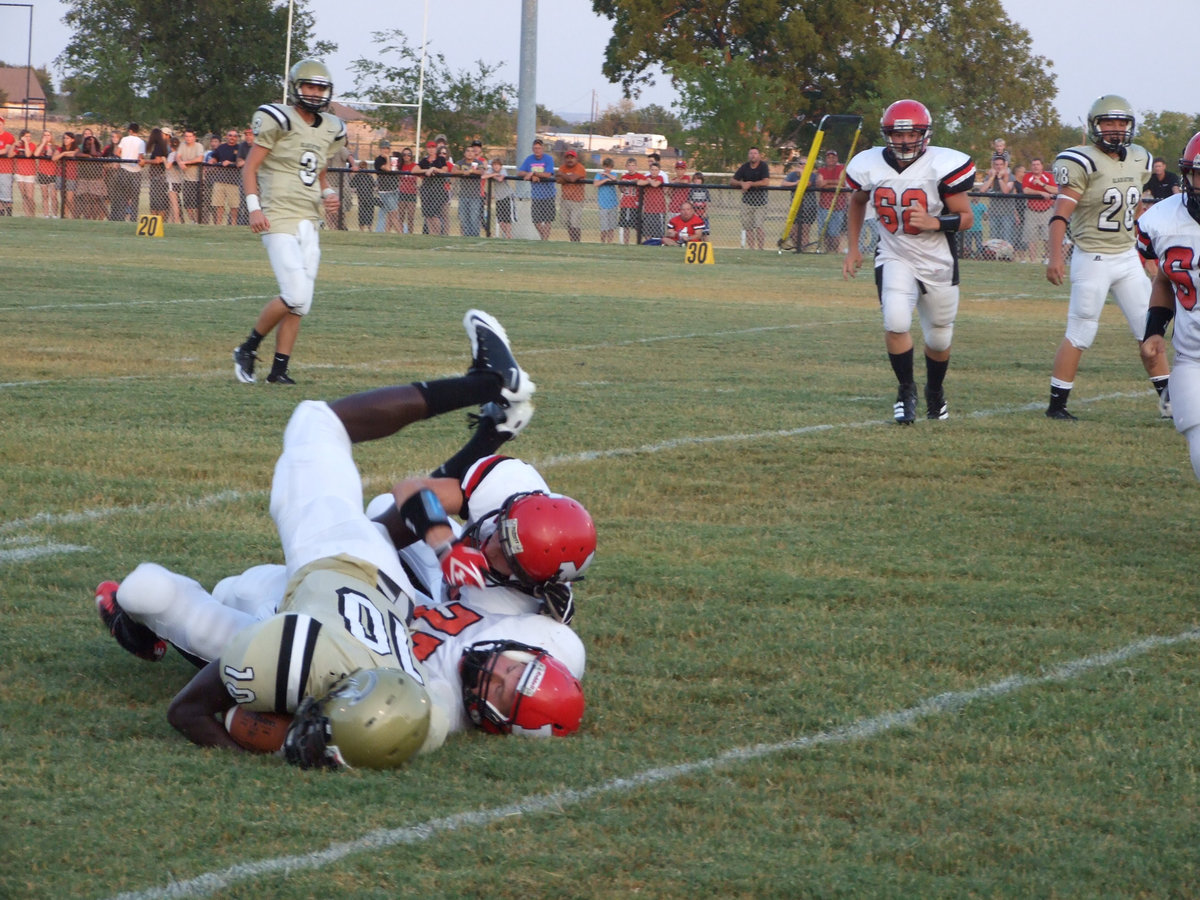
(431, 399), (535, 480)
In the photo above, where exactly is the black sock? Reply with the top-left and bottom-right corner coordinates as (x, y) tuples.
(431, 417), (508, 480)
(925, 355), (949, 393)
(1152, 375), (1169, 397)
(414, 373), (501, 418)
(243, 329), (264, 353)
(270, 353), (290, 377)
(888, 349), (915, 387)
(1049, 385), (1072, 409)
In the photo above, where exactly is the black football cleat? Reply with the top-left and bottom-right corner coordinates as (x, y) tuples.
(95, 580), (167, 662)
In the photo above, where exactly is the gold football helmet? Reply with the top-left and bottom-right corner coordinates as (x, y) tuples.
(1087, 95), (1135, 153)
(319, 668), (431, 768)
(288, 58), (333, 113)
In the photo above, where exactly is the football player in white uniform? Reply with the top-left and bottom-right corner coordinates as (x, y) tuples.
(233, 58), (346, 386)
(1044, 94), (1170, 420)
(97, 312), (589, 768)
(1136, 132), (1200, 476)
(843, 100), (976, 424)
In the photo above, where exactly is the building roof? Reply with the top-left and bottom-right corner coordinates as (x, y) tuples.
(0, 67), (47, 105)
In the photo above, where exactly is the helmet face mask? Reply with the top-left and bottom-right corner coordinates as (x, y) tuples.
(460, 640), (584, 737)
(288, 58), (333, 113)
(1179, 132), (1200, 223)
(1087, 95), (1135, 153)
(881, 99), (932, 165)
(493, 492), (596, 589)
(318, 668), (431, 768)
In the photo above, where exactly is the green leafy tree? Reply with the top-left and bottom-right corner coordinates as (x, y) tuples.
(348, 30), (515, 150)
(56, 0), (332, 131)
(670, 50), (786, 168)
(1137, 111), (1200, 165)
(593, 0), (1056, 141)
(538, 104), (567, 129)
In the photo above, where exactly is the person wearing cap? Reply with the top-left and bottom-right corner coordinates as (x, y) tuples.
(416, 139), (450, 235)
(519, 139), (556, 240)
(0, 115), (14, 216)
(456, 141), (485, 237)
(815, 149), (848, 253)
(556, 148), (588, 242)
(668, 158), (691, 216)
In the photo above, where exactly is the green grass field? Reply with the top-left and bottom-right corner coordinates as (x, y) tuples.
(2, 219), (1198, 899)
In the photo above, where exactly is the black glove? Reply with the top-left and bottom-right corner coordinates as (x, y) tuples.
(533, 581), (575, 626)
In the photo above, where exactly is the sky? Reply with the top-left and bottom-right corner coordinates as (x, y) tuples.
(5, 0), (1197, 125)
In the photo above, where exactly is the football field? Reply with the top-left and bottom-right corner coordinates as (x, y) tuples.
(2, 219), (1197, 899)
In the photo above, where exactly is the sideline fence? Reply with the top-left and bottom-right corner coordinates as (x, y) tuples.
(0, 156), (1087, 258)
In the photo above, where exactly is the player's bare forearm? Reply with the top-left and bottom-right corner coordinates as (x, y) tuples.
(167, 661), (244, 751)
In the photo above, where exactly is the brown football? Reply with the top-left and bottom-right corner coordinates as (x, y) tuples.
(224, 707), (292, 754)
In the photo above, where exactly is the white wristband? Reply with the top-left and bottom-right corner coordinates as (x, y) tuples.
(245, 193), (261, 212)
(322, 187), (336, 198)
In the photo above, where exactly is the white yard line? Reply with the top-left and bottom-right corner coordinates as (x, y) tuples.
(105, 625), (1200, 900)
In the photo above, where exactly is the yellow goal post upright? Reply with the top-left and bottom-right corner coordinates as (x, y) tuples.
(777, 113), (863, 253)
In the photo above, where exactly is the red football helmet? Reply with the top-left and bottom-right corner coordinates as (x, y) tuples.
(1179, 132), (1200, 222)
(495, 492), (596, 587)
(881, 99), (932, 164)
(460, 640), (585, 737)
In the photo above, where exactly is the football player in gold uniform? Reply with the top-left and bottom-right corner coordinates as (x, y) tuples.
(1044, 95), (1170, 420)
(159, 311), (559, 769)
(233, 59), (346, 386)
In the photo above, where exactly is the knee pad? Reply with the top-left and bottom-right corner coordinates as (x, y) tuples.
(1064, 314), (1099, 350)
(118, 562), (181, 616)
(923, 323), (955, 354)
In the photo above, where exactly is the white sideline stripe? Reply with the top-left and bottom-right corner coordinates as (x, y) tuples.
(0, 392), (1153, 554)
(0, 541), (90, 562)
(105, 626), (1200, 900)
(0, 286), (382, 314)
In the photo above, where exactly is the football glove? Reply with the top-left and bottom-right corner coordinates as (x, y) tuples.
(283, 696), (347, 770)
(438, 541), (489, 589)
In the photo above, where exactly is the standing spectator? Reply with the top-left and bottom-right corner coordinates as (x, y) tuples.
(668, 158), (692, 216)
(14, 130), (38, 217)
(730, 146), (771, 250)
(325, 139), (354, 230)
(176, 130), (204, 223)
(556, 148), (588, 242)
(349, 160), (377, 231)
(519, 139), (556, 240)
(814, 149), (849, 252)
(665, 200), (708, 244)
(842, 99), (976, 424)
(1143, 157), (1181, 206)
(397, 147), (418, 234)
(979, 154), (1016, 247)
(0, 115), (13, 216)
(53, 132), (80, 219)
(111, 123), (145, 222)
(75, 129), (106, 220)
(35, 130), (58, 217)
(1021, 157), (1057, 264)
(639, 160), (667, 242)
(416, 139), (450, 235)
(236, 126), (256, 226)
(232, 58), (346, 386)
(482, 157), (514, 238)
(618, 157), (642, 244)
(961, 195), (987, 259)
(374, 146), (401, 233)
(1044, 94), (1167, 420)
(593, 157), (619, 243)
(164, 134), (183, 224)
(210, 129), (243, 226)
(1010, 163), (1029, 261)
(456, 141), (486, 237)
(141, 127), (171, 221)
(688, 172), (711, 224)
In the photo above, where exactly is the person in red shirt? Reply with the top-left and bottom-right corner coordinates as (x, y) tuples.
(639, 160), (667, 241)
(618, 156), (642, 244)
(665, 200), (709, 244)
(0, 115), (15, 216)
(1020, 157), (1058, 264)
(815, 149), (848, 253)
